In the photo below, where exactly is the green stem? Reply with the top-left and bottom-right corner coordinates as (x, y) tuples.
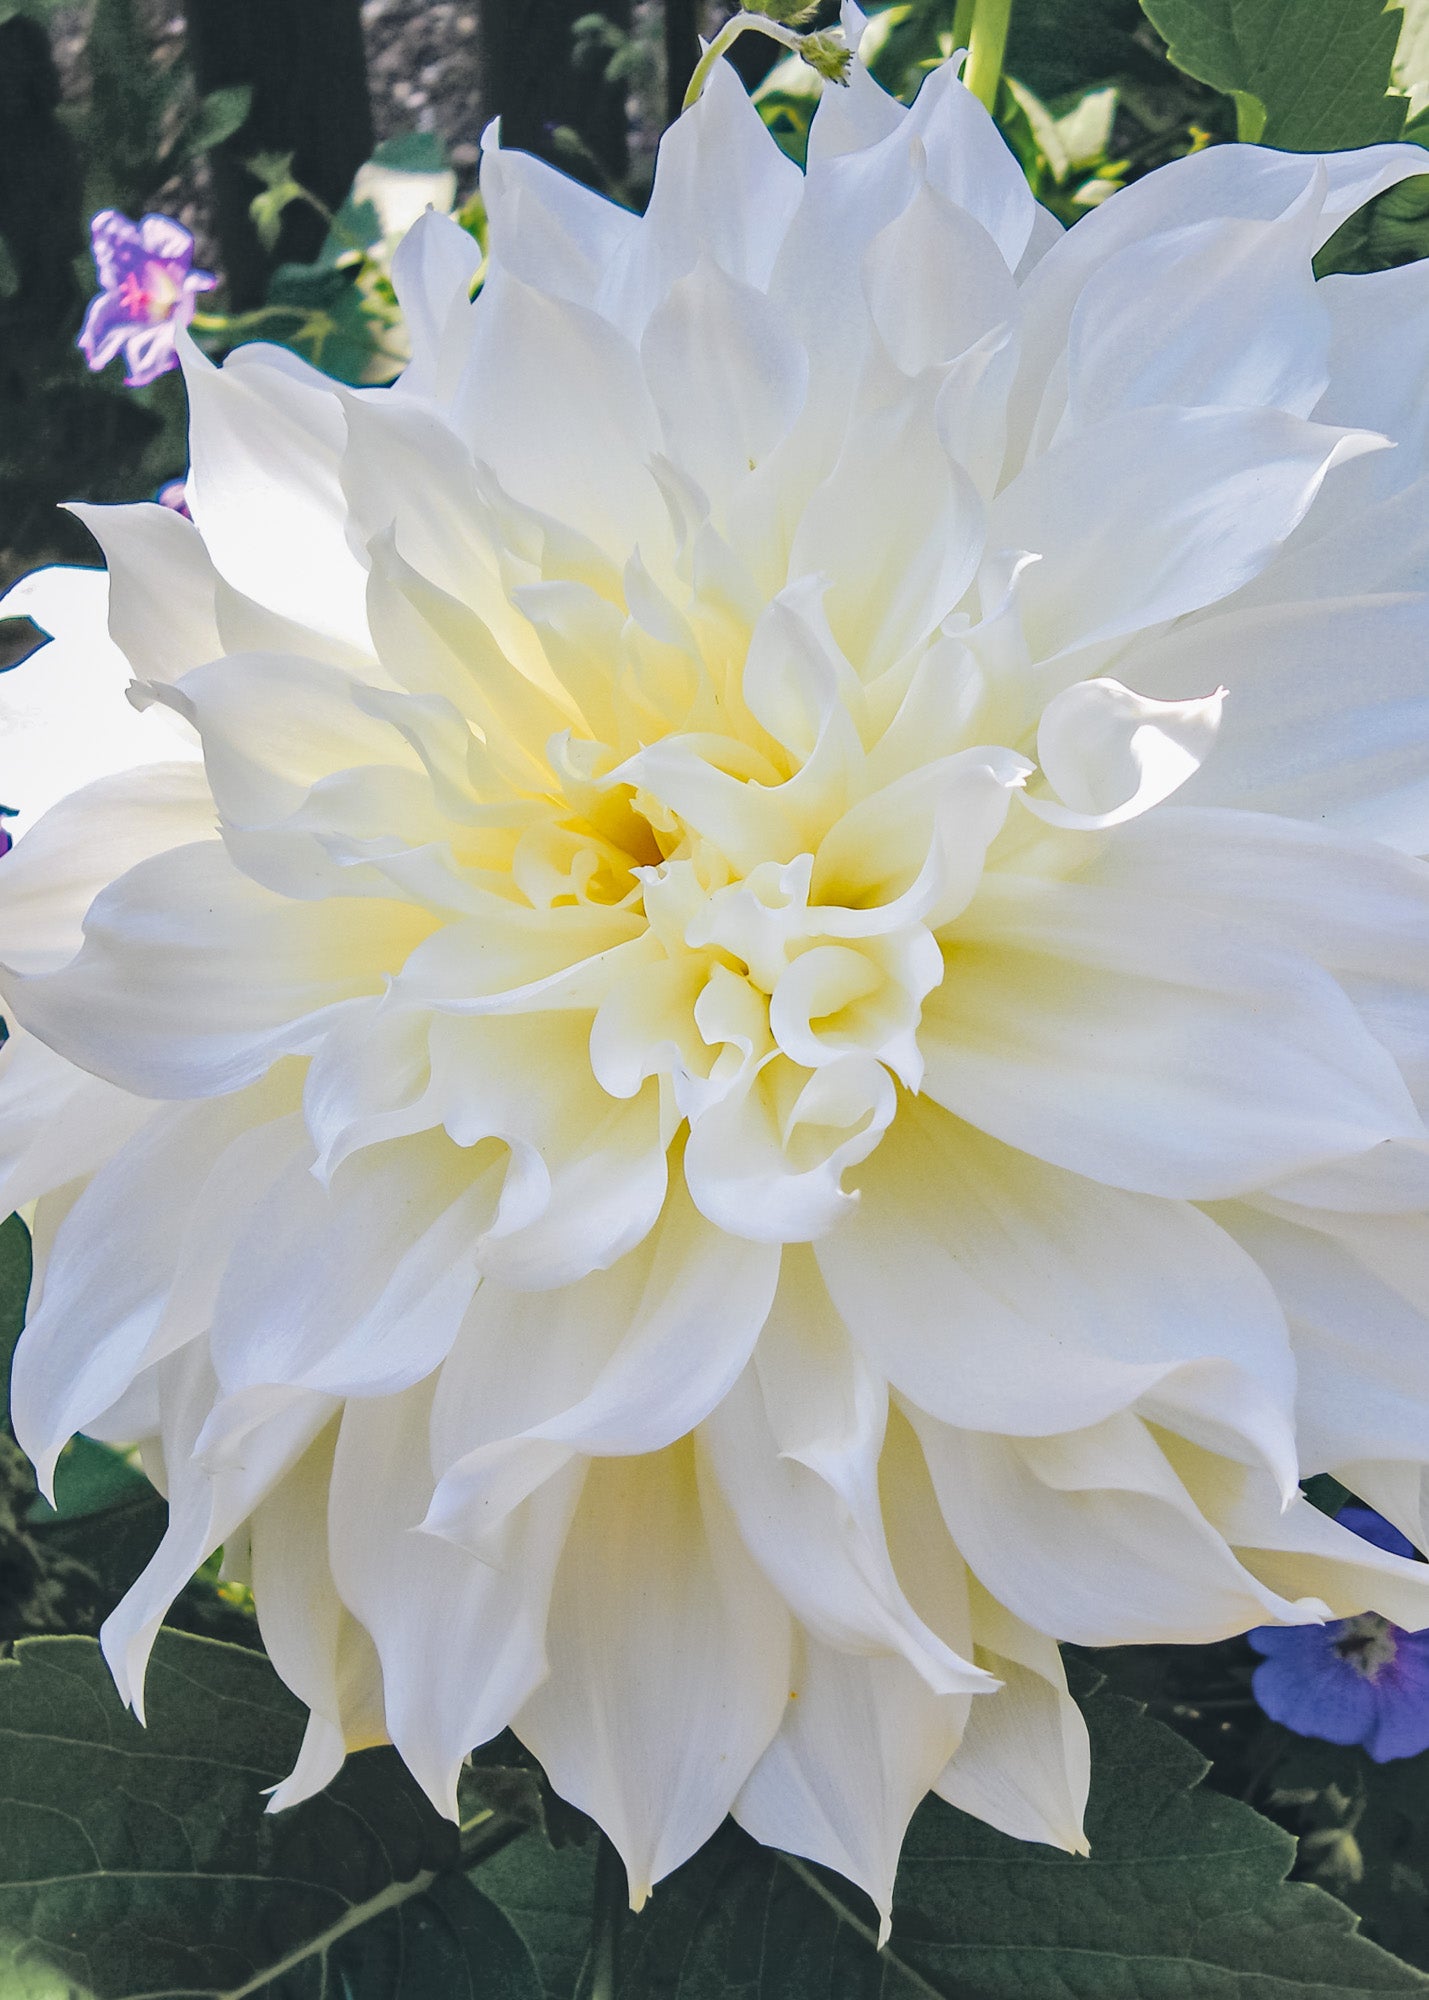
(682, 11), (808, 110)
(964, 0), (1012, 112)
(950, 0), (975, 53)
(586, 1833), (625, 2000)
(458, 1808), (528, 1872)
(190, 303), (309, 334)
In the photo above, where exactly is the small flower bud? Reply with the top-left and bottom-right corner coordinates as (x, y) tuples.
(797, 28), (853, 84)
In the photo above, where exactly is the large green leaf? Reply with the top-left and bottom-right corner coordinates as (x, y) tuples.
(1393, 0), (1429, 119)
(0, 1630), (540, 2000)
(477, 1831), (598, 2000)
(0, 1210), (31, 1432)
(1139, 0), (1408, 148)
(478, 1664), (1427, 1998)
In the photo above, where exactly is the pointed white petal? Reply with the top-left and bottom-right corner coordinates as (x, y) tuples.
(736, 1637), (968, 1943)
(0, 568), (202, 835)
(516, 1439), (791, 1906)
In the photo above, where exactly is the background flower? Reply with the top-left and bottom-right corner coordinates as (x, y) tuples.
(1250, 1507), (1429, 1762)
(77, 210), (217, 389)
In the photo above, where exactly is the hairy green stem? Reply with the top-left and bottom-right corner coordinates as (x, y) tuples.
(682, 11), (808, 110)
(964, 0), (1013, 111)
(190, 303), (309, 334)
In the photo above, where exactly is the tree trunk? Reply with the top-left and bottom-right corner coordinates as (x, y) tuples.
(182, 0), (374, 307)
(479, 0), (630, 190)
(663, 0), (700, 126)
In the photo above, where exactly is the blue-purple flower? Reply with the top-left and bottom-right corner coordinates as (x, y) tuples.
(1249, 1507), (1429, 1762)
(156, 478), (192, 519)
(77, 211), (216, 389)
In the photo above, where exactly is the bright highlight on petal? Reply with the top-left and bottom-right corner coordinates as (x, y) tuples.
(4, 32), (1429, 1929)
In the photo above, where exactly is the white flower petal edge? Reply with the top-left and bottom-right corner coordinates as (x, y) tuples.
(0, 560), (203, 837)
(4, 40), (1429, 1930)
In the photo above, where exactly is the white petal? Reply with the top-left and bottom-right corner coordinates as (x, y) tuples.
(736, 1637), (968, 1944)
(423, 1175), (779, 1539)
(456, 271), (666, 560)
(641, 256), (808, 514)
(905, 64), (1034, 271)
(1311, 255), (1429, 514)
(181, 339), (371, 655)
(418, 1012), (670, 1288)
(924, 871), (1421, 1198)
(10, 1076), (300, 1495)
(248, 1423), (389, 1810)
(1063, 188), (1327, 428)
(988, 405), (1380, 665)
(861, 177), (1019, 377)
(818, 1105), (1298, 1477)
(204, 1129), (499, 1400)
(0, 1023), (150, 1217)
(912, 1409), (1320, 1646)
(0, 568), (202, 835)
(600, 59), (803, 340)
(0, 762), (214, 977)
(936, 1590), (1089, 1854)
(328, 1376), (585, 1816)
(1215, 1200), (1429, 1476)
(67, 499), (223, 682)
(390, 209), (482, 406)
(1010, 141), (1428, 463)
(516, 1439), (791, 1906)
(1119, 590), (1429, 850)
(789, 364), (984, 678)
(481, 124), (638, 307)
(6, 841), (431, 1097)
(701, 1250), (994, 1695)
(1025, 676), (1225, 828)
(807, 40), (905, 160)
(1175, 1447), (1429, 1632)
(101, 1345), (334, 1714)
(684, 1054), (896, 1242)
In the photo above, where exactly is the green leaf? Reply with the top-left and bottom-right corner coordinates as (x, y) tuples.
(1140, 0), (1409, 149)
(369, 130), (451, 174)
(185, 85), (254, 158)
(1393, 0), (1429, 120)
(0, 1630), (542, 1999)
(1314, 167), (1429, 275)
(477, 1833), (598, 2000)
(479, 1663), (1427, 1999)
(0, 0), (69, 24)
(0, 1210), (31, 1433)
(263, 261), (386, 386)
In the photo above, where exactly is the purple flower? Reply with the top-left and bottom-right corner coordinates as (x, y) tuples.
(1249, 1505), (1429, 1762)
(156, 478), (192, 519)
(78, 211), (216, 389)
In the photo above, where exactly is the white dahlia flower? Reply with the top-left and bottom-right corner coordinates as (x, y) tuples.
(6, 7), (1429, 1926)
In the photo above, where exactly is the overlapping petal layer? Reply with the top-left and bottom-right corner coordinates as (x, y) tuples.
(4, 9), (1429, 1926)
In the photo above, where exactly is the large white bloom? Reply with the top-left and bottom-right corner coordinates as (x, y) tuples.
(5, 10), (1429, 1925)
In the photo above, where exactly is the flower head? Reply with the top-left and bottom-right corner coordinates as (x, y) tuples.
(5, 5), (1429, 1930)
(78, 211), (216, 388)
(1250, 1507), (1429, 1762)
